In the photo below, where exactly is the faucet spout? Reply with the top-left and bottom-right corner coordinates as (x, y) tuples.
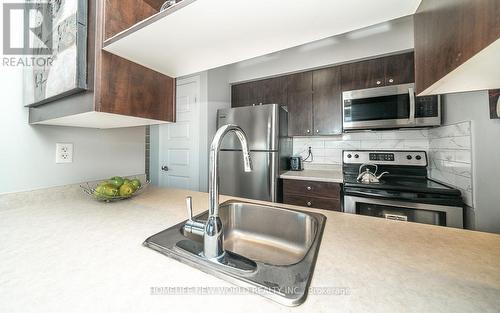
(205, 124), (252, 259)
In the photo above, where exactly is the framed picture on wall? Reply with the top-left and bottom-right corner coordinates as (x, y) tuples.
(490, 89), (500, 119)
(23, 0), (88, 107)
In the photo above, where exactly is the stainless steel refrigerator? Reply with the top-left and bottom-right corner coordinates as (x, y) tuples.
(217, 104), (291, 202)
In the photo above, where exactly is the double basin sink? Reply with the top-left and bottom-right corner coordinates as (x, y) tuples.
(144, 200), (326, 306)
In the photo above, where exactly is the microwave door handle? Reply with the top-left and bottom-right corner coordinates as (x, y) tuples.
(409, 87), (416, 124)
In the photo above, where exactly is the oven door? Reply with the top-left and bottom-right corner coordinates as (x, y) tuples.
(344, 195), (463, 228)
(343, 83), (415, 130)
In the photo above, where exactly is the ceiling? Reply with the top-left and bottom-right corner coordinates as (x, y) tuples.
(104, 0), (422, 77)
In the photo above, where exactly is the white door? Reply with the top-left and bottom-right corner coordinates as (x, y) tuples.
(158, 76), (200, 191)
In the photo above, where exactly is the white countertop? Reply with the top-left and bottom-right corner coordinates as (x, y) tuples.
(1, 185), (500, 313)
(280, 164), (343, 183)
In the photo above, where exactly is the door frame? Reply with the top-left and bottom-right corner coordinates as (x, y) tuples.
(158, 74), (201, 191)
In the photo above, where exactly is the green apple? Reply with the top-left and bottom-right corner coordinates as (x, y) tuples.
(108, 176), (124, 188)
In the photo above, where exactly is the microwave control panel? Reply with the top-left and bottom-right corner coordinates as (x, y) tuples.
(415, 95), (439, 118)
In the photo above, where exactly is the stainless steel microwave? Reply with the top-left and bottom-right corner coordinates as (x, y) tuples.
(342, 83), (441, 131)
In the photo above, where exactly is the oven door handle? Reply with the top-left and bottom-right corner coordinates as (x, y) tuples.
(409, 87), (416, 124)
(345, 190), (392, 199)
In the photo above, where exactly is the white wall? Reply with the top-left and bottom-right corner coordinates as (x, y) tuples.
(441, 91), (500, 234)
(0, 66), (146, 195)
(224, 15), (414, 84)
(199, 68), (232, 192)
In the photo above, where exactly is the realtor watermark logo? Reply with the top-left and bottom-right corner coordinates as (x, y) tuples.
(2, 2), (54, 67)
(3, 2), (53, 55)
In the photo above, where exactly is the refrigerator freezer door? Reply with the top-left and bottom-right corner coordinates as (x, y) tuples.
(217, 104), (279, 151)
(219, 150), (278, 202)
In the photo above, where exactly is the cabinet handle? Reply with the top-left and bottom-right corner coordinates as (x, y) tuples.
(161, 166), (169, 171)
(306, 129), (310, 133)
(306, 186), (312, 191)
(306, 201), (312, 207)
(316, 130), (320, 133)
(376, 80), (382, 85)
(388, 78), (394, 83)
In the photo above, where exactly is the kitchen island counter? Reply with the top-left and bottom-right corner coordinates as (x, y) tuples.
(1, 185), (499, 313)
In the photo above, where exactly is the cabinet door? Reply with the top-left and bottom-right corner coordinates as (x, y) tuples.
(341, 58), (385, 91)
(287, 72), (313, 136)
(261, 76), (287, 105)
(384, 52), (415, 86)
(247, 80), (264, 105)
(104, 0), (159, 40)
(283, 194), (342, 212)
(312, 67), (342, 135)
(231, 77), (287, 108)
(231, 83), (251, 107)
(283, 179), (341, 199)
(414, 0), (500, 95)
(98, 52), (175, 122)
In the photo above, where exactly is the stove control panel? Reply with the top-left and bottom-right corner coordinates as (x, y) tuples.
(344, 151), (427, 166)
(369, 153), (395, 162)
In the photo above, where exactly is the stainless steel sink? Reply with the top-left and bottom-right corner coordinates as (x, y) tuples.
(144, 200), (326, 306)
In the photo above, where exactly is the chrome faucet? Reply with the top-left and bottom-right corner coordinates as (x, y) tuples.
(184, 124), (252, 260)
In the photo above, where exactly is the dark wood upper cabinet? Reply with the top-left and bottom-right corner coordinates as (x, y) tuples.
(341, 58), (385, 91)
(29, 0), (176, 127)
(97, 0), (175, 121)
(414, 0), (500, 95)
(231, 76), (287, 108)
(341, 52), (415, 91)
(312, 67), (342, 135)
(96, 52), (175, 121)
(231, 83), (251, 108)
(103, 0), (159, 40)
(384, 52), (414, 86)
(261, 76), (288, 105)
(287, 72), (313, 136)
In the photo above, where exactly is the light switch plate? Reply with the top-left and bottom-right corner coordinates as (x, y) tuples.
(56, 143), (73, 163)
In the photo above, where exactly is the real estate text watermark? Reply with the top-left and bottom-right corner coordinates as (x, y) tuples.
(2, 2), (54, 67)
(150, 286), (351, 296)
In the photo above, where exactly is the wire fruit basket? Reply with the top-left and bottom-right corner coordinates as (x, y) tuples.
(80, 177), (149, 202)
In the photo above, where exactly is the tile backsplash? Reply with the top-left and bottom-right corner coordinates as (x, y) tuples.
(292, 123), (474, 207)
(428, 122), (473, 206)
(292, 129), (430, 164)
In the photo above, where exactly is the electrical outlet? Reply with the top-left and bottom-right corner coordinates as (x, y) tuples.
(55, 143), (73, 164)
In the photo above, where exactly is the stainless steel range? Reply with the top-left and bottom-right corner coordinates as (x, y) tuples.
(343, 150), (464, 228)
